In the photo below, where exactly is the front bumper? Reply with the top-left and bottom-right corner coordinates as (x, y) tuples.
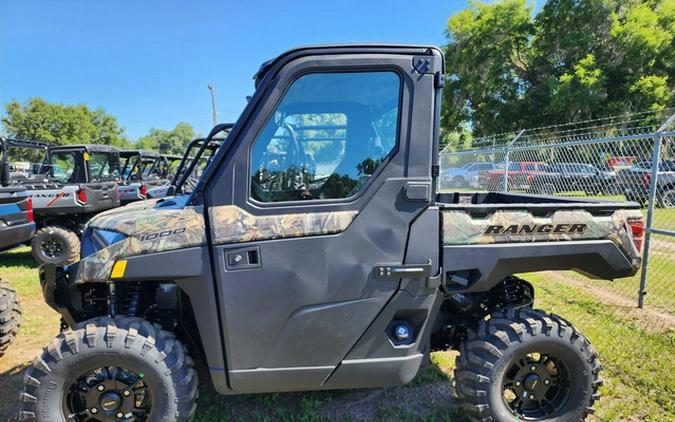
(39, 262), (80, 326)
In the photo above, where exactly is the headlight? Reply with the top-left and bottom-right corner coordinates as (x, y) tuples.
(81, 228), (127, 258)
(95, 229), (127, 245)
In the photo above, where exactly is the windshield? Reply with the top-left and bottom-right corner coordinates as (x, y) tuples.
(88, 152), (120, 182)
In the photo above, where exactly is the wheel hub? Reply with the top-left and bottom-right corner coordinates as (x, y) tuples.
(502, 352), (571, 420)
(41, 239), (63, 258)
(523, 373), (541, 391)
(99, 391), (122, 411)
(65, 366), (150, 421)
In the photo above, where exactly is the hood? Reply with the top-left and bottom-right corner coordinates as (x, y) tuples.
(86, 195), (191, 231)
(76, 196), (206, 283)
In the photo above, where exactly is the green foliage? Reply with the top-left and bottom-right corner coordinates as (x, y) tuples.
(2, 97), (129, 148)
(443, 0), (675, 143)
(136, 122), (197, 155)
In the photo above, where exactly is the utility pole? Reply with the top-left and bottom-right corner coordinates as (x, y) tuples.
(207, 84), (217, 127)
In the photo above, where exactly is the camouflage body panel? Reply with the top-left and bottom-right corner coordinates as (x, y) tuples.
(210, 206), (358, 245)
(442, 208), (644, 262)
(75, 203), (357, 283)
(76, 205), (207, 283)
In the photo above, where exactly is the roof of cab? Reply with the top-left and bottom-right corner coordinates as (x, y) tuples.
(120, 150), (160, 158)
(50, 144), (120, 153)
(254, 43), (444, 86)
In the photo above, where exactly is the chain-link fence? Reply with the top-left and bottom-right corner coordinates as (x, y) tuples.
(439, 109), (675, 334)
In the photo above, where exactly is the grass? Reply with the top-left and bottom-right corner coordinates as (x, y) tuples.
(0, 248), (673, 421)
(528, 273), (675, 421)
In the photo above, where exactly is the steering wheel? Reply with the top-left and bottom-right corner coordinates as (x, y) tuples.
(255, 123), (307, 194)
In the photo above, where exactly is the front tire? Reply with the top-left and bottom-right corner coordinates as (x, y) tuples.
(31, 226), (80, 265)
(20, 317), (198, 421)
(657, 188), (675, 208)
(455, 308), (601, 421)
(0, 280), (21, 357)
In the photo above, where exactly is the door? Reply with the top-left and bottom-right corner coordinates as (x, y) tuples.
(203, 46), (442, 393)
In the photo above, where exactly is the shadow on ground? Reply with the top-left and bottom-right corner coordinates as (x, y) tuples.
(196, 363), (466, 421)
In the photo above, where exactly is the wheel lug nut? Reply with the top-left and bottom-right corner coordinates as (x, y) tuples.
(91, 407), (98, 414)
(515, 381), (521, 387)
(97, 385), (105, 391)
(123, 390), (131, 397)
(544, 379), (550, 385)
(530, 366), (536, 371)
(116, 412), (124, 418)
(529, 394), (535, 400)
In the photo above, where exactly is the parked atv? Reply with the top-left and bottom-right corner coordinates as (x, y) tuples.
(118, 150), (171, 204)
(0, 138), (35, 356)
(3, 140), (120, 265)
(28, 46), (645, 421)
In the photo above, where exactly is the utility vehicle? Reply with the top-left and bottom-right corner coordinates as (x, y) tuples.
(2, 140), (121, 265)
(0, 138), (35, 355)
(118, 150), (171, 204)
(27, 45), (645, 422)
(148, 132), (231, 199)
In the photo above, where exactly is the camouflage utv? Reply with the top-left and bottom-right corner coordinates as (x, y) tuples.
(26, 45), (645, 422)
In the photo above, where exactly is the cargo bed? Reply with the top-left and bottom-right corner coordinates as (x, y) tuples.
(438, 192), (644, 293)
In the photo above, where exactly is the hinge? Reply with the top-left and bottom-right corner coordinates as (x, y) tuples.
(431, 165), (440, 178)
(434, 72), (444, 89)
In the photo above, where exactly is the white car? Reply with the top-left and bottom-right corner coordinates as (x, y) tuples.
(443, 162), (497, 188)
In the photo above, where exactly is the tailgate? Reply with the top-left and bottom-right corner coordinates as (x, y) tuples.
(81, 182), (120, 212)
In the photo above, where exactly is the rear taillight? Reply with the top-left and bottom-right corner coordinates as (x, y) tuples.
(26, 198), (34, 223)
(628, 219), (645, 252)
(76, 189), (87, 204)
(139, 185), (148, 198)
(642, 173), (651, 187)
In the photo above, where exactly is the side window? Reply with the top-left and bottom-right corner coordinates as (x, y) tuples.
(250, 71), (401, 203)
(51, 152), (78, 183)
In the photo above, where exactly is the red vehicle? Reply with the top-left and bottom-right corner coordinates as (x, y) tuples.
(480, 161), (551, 191)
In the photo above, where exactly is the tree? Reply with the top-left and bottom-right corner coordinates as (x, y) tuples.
(442, 0), (674, 145)
(136, 122), (197, 155)
(2, 97), (129, 148)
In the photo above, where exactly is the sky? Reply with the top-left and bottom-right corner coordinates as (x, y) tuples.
(0, 0), (466, 140)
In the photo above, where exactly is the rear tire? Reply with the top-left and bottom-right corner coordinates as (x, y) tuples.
(19, 317), (198, 421)
(31, 226), (80, 265)
(0, 280), (21, 357)
(455, 308), (601, 421)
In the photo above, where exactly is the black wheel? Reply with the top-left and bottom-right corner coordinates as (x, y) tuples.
(455, 308), (601, 421)
(20, 317), (198, 421)
(31, 226), (80, 265)
(657, 188), (675, 208)
(0, 280), (21, 357)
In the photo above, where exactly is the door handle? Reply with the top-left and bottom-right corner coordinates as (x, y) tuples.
(225, 246), (261, 270)
(373, 260), (432, 280)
